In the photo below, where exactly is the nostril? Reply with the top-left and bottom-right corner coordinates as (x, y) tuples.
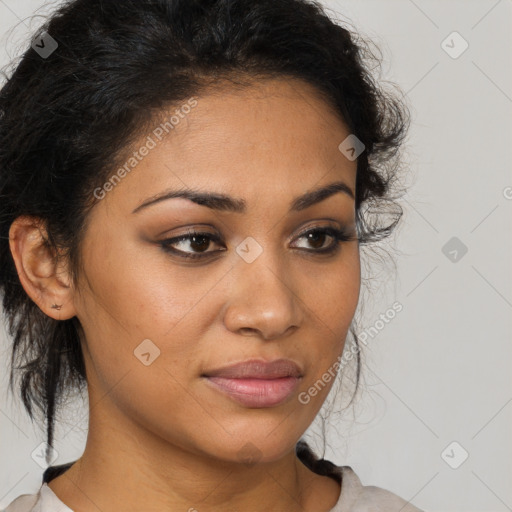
(239, 327), (258, 336)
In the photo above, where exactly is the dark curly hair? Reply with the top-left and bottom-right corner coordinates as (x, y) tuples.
(0, 0), (409, 469)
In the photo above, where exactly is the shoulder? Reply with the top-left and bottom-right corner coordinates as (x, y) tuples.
(1, 482), (71, 512)
(1, 462), (77, 512)
(334, 466), (424, 512)
(1, 492), (39, 512)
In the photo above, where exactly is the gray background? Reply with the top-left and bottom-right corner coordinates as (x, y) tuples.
(0, 1), (511, 511)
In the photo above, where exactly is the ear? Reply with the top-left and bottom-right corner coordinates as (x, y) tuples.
(8, 216), (77, 320)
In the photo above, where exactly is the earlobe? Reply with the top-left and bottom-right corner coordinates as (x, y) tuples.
(8, 216), (77, 320)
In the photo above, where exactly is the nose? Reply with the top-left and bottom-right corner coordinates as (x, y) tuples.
(222, 251), (304, 341)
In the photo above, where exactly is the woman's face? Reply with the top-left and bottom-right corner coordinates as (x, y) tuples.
(74, 78), (360, 464)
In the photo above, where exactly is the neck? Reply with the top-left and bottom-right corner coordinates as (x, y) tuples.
(47, 401), (340, 512)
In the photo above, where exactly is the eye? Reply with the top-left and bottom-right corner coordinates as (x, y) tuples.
(158, 225), (356, 260)
(159, 229), (225, 260)
(291, 226), (354, 254)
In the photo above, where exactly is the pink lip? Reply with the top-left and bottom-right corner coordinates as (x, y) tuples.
(202, 358), (302, 379)
(202, 358), (303, 407)
(204, 376), (301, 407)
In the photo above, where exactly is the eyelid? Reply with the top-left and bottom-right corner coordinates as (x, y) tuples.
(159, 220), (350, 244)
(292, 220), (344, 238)
(158, 221), (356, 260)
(155, 223), (217, 239)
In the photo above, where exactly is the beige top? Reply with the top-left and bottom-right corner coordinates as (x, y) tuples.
(2, 465), (423, 512)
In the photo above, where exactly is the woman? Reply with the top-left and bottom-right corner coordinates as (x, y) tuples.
(0, 0), (421, 510)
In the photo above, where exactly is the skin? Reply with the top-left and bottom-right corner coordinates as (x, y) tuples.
(9, 77), (360, 512)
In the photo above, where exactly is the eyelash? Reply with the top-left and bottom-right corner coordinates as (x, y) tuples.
(159, 226), (356, 261)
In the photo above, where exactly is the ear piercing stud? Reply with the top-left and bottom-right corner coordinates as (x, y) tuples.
(51, 304), (62, 310)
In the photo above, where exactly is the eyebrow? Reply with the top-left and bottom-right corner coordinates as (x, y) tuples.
(131, 180), (354, 214)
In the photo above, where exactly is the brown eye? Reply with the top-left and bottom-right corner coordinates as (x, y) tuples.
(292, 227), (352, 253)
(186, 234), (211, 253)
(159, 226), (354, 261)
(159, 230), (225, 259)
(303, 230), (330, 250)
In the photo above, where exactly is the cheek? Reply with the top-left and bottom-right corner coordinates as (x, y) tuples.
(303, 247), (360, 335)
(298, 249), (360, 390)
(79, 227), (206, 336)
(75, 237), (213, 439)
(76, 230), (240, 409)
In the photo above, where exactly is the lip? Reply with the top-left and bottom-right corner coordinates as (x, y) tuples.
(202, 359), (303, 408)
(202, 358), (303, 379)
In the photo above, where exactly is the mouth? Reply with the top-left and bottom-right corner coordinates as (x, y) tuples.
(201, 358), (303, 408)
(203, 375), (302, 407)
(202, 358), (303, 379)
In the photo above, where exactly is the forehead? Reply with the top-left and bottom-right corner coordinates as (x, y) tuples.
(165, 77), (352, 161)
(99, 78), (357, 213)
